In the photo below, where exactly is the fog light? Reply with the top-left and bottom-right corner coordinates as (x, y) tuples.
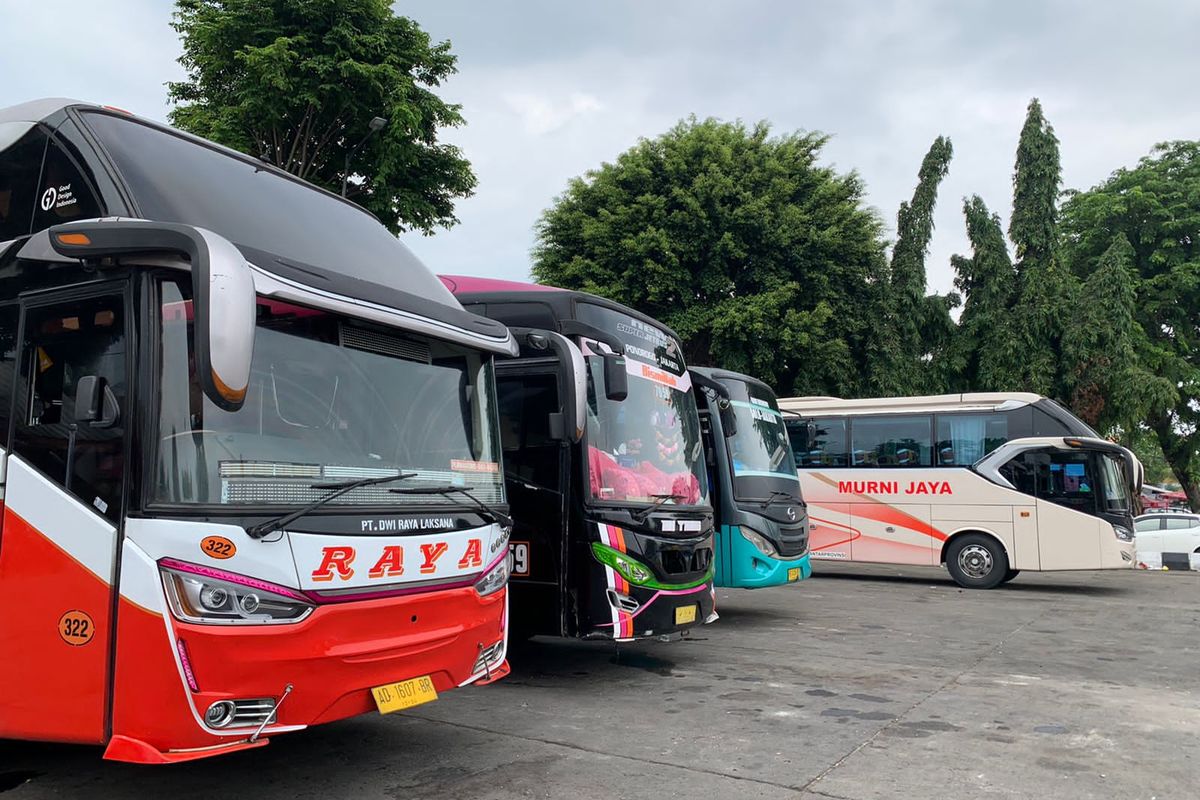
(205, 700), (237, 728)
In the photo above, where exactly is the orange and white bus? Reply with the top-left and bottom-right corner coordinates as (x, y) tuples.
(778, 393), (1139, 588)
(0, 100), (515, 762)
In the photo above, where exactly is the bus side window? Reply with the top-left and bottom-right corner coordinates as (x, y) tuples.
(788, 417), (847, 468)
(496, 373), (561, 492)
(31, 138), (103, 233)
(12, 295), (127, 520)
(999, 449), (1099, 515)
(0, 123), (49, 242)
(850, 415), (932, 467)
(936, 413), (1008, 465)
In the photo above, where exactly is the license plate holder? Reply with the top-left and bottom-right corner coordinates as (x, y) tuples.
(674, 604), (698, 625)
(371, 675), (438, 714)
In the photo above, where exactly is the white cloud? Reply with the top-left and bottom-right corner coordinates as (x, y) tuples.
(502, 91), (604, 136)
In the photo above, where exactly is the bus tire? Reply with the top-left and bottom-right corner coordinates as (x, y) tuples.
(945, 534), (1008, 589)
(1000, 569), (1020, 584)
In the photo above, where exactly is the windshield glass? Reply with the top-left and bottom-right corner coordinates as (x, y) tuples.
(722, 379), (800, 500)
(578, 304), (707, 506)
(1098, 452), (1133, 514)
(154, 280), (504, 508)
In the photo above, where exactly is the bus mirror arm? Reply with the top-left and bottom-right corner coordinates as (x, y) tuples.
(689, 371), (736, 436)
(47, 220), (256, 413)
(511, 327), (586, 443)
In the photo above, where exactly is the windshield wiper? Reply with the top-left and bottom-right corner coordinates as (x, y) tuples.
(389, 485), (513, 529)
(760, 490), (806, 509)
(632, 493), (686, 523)
(245, 472), (417, 539)
(505, 471), (562, 496)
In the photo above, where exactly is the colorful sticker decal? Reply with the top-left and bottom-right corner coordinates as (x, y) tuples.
(58, 610), (95, 646)
(510, 541), (530, 577)
(200, 535), (237, 560)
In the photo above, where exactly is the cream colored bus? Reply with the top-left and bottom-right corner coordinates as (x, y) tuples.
(778, 393), (1138, 588)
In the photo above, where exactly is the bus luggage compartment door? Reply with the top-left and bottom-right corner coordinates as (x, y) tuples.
(850, 502), (936, 566)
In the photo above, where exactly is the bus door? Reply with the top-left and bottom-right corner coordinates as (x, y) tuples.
(495, 367), (570, 636)
(997, 447), (1103, 570)
(0, 287), (130, 743)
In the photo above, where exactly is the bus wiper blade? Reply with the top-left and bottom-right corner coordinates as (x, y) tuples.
(760, 490), (805, 509)
(632, 493), (686, 523)
(245, 472), (417, 540)
(389, 485), (514, 529)
(505, 471), (562, 496)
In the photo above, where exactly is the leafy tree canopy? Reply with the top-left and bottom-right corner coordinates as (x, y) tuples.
(532, 117), (889, 397)
(168, 0), (475, 234)
(1060, 141), (1200, 505)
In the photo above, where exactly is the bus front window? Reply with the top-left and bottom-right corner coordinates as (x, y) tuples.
(1098, 453), (1133, 514)
(724, 381), (801, 501)
(585, 358), (707, 506)
(153, 280), (504, 509)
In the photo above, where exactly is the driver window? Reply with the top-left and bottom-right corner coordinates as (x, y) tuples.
(12, 295), (127, 520)
(999, 449), (1098, 515)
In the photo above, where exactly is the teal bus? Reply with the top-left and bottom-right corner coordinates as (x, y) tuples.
(692, 367), (812, 588)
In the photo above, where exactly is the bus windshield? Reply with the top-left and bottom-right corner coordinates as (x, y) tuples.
(723, 380), (800, 500)
(153, 280), (504, 508)
(577, 304), (707, 507)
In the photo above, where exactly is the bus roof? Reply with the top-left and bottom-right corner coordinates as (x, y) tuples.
(777, 392), (1047, 416)
(2, 99), (515, 355)
(441, 274), (687, 346)
(689, 366), (778, 397)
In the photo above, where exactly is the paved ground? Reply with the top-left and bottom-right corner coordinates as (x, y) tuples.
(3, 564), (1198, 799)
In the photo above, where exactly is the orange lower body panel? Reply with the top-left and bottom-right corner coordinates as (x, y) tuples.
(108, 585), (507, 762)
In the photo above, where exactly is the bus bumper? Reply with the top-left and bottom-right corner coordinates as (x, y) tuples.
(590, 580), (717, 641)
(107, 584), (507, 762)
(720, 532), (813, 589)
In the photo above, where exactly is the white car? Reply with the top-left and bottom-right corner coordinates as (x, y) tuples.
(1134, 513), (1200, 554)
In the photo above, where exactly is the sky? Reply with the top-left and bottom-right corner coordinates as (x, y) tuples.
(3, 0), (1199, 297)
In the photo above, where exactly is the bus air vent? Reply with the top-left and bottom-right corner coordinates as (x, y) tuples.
(219, 461), (322, 479)
(340, 324), (431, 363)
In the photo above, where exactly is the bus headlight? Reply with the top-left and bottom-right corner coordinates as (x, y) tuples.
(160, 559), (313, 625)
(1112, 524), (1134, 542)
(474, 555), (510, 597)
(591, 542), (654, 586)
(740, 526), (779, 558)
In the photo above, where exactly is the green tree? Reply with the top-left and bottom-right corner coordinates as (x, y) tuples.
(872, 136), (954, 393)
(168, 0), (475, 233)
(946, 195), (1018, 390)
(1006, 98), (1074, 395)
(1060, 236), (1173, 433)
(1060, 141), (1200, 507)
(532, 117), (889, 398)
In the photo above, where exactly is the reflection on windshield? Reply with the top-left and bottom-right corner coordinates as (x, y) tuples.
(585, 357), (707, 505)
(727, 396), (798, 481)
(154, 281), (504, 507)
(1099, 453), (1132, 512)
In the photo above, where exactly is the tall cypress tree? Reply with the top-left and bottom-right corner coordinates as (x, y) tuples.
(946, 195), (1018, 390)
(1006, 98), (1073, 396)
(866, 136), (953, 394)
(1061, 235), (1170, 431)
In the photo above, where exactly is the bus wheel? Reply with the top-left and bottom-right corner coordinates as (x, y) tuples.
(946, 534), (1008, 589)
(1000, 569), (1020, 584)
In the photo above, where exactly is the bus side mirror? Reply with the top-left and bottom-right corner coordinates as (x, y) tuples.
(717, 397), (737, 437)
(49, 220), (255, 412)
(602, 352), (628, 401)
(74, 375), (119, 428)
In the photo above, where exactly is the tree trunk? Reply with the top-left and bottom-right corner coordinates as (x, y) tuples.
(1152, 414), (1200, 511)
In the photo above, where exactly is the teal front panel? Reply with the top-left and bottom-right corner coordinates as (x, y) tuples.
(715, 523), (812, 588)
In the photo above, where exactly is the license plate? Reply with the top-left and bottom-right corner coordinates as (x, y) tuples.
(674, 604), (698, 625)
(788, 567), (801, 582)
(371, 675), (438, 714)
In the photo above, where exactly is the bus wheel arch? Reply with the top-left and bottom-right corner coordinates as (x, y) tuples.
(940, 530), (1011, 590)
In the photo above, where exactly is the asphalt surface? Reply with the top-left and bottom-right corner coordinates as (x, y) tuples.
(3, 563), (1198, 799)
